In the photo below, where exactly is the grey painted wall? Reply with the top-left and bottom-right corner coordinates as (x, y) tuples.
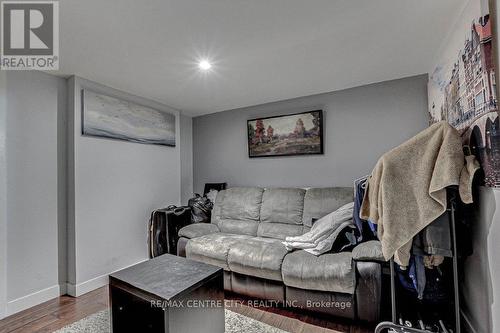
(0, 72), (7, 319)
(180, 115), (194, 203)
(57, 73), (68, 293)
(67, 77), (183, 295)
(193, 74), (429, 193)
(3, 71), (65, 315)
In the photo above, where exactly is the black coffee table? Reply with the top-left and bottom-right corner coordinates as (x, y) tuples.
(109, 254), (224, 333)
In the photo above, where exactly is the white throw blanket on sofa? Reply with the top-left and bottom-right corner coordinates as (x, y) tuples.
(282, 202), (354, 256)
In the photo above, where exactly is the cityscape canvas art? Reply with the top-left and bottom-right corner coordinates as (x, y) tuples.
(428, 0), (499, 187)
(247, 110), (323, 158)
(82, 89), (176, 146)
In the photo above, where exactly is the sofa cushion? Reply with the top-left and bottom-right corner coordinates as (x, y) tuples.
(227, 237), (289, 281)
(178, 223), (220, 239)
(257, 222), (306, 240)
(211, 190), (225, 226)
(352, 240), (385, 262)
(185, 233), (253, 270)
(302, 187), (353, 227)
(260, 188), (306, 225)
(281, 250), (355, 294)
(217, 218), (259, 236)
(220, 187), (263, 221)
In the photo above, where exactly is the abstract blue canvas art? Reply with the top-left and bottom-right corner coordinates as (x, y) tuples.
(82, 89), (176, 146)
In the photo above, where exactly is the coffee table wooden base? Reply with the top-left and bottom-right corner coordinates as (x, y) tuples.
(109, 255), (225, 333)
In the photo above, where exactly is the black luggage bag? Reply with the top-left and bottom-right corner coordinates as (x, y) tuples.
(187, 194), (213, 224)
(148, 205), (191, 258)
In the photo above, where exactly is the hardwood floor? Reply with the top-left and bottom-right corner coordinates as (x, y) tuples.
(0, 287), (373, 333)
(0, 288), (108, 333)
(225, 293), (373, 333)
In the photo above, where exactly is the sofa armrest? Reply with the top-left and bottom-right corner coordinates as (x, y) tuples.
(352, 240), (385, 262)
(177, 237), (189, 257)
(355, 261), (382, 322)
(178, 223), (220, 239)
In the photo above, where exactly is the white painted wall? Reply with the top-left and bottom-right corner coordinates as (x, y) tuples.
(67, 77), (183, 296)
(0, 72), (192, 317)
(488, 189), (500, 333)
(2, 71), (65, 316)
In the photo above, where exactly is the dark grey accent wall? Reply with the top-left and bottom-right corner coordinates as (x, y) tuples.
(193, 74), (429, 193)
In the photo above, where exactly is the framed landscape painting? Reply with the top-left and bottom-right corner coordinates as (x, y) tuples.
(247, 110), (323, 158)
(81, 89), (176, 147)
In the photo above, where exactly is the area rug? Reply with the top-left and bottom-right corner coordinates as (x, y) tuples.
(54, 309), (288, 333)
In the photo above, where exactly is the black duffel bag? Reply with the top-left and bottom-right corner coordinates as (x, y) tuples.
(188, 194), (213, 223)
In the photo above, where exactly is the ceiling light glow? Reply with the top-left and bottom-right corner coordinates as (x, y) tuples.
(198, 60), (212, 71)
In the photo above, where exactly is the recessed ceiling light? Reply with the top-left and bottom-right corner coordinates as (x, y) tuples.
(198, 60), (212, 71)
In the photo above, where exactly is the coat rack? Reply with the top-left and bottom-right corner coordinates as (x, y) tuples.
(375, 189), (461, 333)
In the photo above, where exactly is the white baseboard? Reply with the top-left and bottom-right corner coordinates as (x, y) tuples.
(66, 259), (148, 297)
(6, 285), (60, 316)
(66, 274), (108, 297)
(461, 310), (478, 333)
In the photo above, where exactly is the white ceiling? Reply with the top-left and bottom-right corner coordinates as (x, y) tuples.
(58, 0), (465, 116)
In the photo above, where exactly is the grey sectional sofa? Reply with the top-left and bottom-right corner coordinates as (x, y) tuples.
(177, 187), (384, 322)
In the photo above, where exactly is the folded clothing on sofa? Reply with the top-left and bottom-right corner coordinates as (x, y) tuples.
(282, 202), (354, 255)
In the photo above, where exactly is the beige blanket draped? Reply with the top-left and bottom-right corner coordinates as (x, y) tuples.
(360, 121), (479, 266)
